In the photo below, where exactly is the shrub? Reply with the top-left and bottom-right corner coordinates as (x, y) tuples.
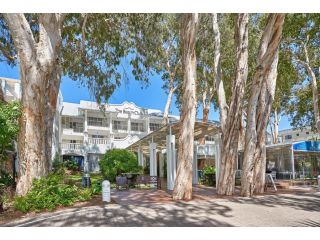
(99, 149), (143, 182)
(0, 170), (14, 186)
(64, 159), (79, 172)
(203, 165), (216, 175)
(13, 173), (92, 213)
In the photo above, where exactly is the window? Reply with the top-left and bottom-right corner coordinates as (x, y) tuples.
(296, 133), (300, 137)
(88, 117), (103, 127)
(149, 123), (161, 132)
(62, 116), (84, 133)
(285, 135), (292, 140)
(113, 120), (127, 131)
(131, 122), (145, 132)
(205, 135), (215, 141)
(306, 132), (309, 135)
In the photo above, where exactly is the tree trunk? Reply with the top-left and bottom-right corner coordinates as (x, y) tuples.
(45, 65), (62, 170)
(162, 85), (177, 125)
(271, 108), (279, 144)
(217, 14), (249, 195)
(172, 13), (198, 201)
(4, 14), (63, 195)
(307, 65), (320, 132)
(241, 14), (285, 197)
(0, 87), (5, 102)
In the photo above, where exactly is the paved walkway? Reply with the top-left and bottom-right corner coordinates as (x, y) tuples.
(3, 188), (320, 227)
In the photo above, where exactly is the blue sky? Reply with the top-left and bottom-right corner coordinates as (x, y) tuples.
(0, 61), (291, 130)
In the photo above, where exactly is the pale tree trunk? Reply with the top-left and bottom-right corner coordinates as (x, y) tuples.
(216, 13), (249, 195)
(4, 14), (63, 196)
(296, 38), (320, 132)
(45, 66), (62, 170)
(163, 84), (177, 125)
(270, 108), (280, 144)
(172, 13), (198, 201)
(0, 87), (4, 102)
(241, 14), (285, 197)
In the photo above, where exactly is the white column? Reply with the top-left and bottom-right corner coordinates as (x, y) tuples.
(146, 117), (150, 133)
(166, 134), (176, 190)
(15, 82), (21, 99)
(214, 134), (222, 188)
(149, 142), (157, 176)
(138, 146), (144, 167)
(291, 144), (295, 179)
(128, 114), (131, 135)
(192, 143), (198, 185)
(109, 114), (113, 133)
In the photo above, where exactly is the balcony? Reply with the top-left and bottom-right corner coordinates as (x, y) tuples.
(197, 144), (215, 157)
(61, 143), (84, 155)
(62, 127), (84, 137)
(88, 138), (110, 145)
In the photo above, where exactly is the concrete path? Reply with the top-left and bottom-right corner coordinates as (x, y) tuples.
(3, 190), (320, 227)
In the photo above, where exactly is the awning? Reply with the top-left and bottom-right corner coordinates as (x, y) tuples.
(126, 121), (220, 153)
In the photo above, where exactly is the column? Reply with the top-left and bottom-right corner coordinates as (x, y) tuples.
(291, 144), (295, 179)
(146, 117), (150, 133)
(192, 143), (198, 185)
(214, 134), (222, 188)
(15, 82), (21, 99)
(83, 110), (89, 172)
(149, 142), (157, 176)
(138, 146), (144, 167)
(128, 113), (131, 135)
(166, 134), (176, 190)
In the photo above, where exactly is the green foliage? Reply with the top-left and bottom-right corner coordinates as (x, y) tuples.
(0, 101), (21, 162)
(0, 170), (14, 186)
(13, 173), (93, 213)
(99, 149), (142, 182)
(203, 165), (216, 175)
(63, 159), (80, 172)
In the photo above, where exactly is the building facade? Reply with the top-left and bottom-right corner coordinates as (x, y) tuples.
(60, 100), (178, 172)
(277, 127), (320, 143)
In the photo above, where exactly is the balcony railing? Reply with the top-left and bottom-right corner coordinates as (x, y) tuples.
(61, 143), (83, 151)
(197, 144), (215, 156)
(88, 138), (110, 145)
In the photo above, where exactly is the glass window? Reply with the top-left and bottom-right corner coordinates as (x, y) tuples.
(285, 135), (292, 140)
(131, 122), (144, 132)
(306, 132), (309, 135)
(149, 123), (161, 132)
(113, 120), (127, 130)
(88, 117), (103, 127)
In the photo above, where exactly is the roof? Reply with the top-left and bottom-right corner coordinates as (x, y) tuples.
(266, 140), (320, 152)
(126, 121), (221, 153)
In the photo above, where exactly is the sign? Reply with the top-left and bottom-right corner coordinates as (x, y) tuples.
(102, 180), (111, 202)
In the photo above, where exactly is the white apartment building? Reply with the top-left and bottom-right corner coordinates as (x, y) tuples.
(278, 127), (320, 143)
(60, 100), (178, 172)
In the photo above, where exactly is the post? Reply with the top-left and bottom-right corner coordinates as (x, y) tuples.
(291, 144), (295, 180)
(138, 146), (144, 167)
(192, 143), (198, 185)
(149, 142), (157, 176)
(214, 134), (221, 188)
(166, 133), (176, 190)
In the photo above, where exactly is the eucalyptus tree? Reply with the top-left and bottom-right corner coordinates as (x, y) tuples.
(282, 14), (320, 132)
(0, 13), (134, 195)
(126, 14), (182, 124)
(241, 14), (285, 197)
(172, 13), (199, 200)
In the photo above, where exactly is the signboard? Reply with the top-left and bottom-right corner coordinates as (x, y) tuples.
(102, 180), (111, 202)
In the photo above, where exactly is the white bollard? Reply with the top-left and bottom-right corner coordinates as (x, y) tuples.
(102, 180), (111, 202)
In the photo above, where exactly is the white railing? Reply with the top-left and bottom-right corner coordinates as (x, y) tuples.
(88, 138), (110, 145)
(61, 143), (83, 151)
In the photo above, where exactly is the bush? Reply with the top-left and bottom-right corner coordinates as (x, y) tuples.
(64, 159), (79, 172)
(0, 170), (14, 186)
(203, 165), (216, 175)
(13, 173), (93, 213)
(99, 149), (143, 182)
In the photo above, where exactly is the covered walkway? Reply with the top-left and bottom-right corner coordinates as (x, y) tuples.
(126, 121), (221, 190)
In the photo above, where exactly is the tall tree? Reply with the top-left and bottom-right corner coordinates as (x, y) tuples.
(241, 14), (285, 197)
(126, 14), (182, 124)
(172, 13), (199, 200)
(283, 14), (320, 132)
(3, 14), (65, 195)
(215, 14), (249, 195)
